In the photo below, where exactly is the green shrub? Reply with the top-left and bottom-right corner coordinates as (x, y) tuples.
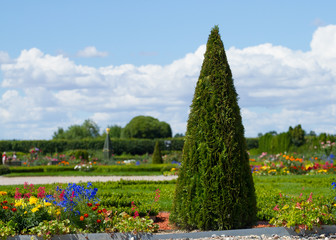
(0, 165), (10, 175)
(171, 26), (256, 230)
(152, 141), (163, 164)
(73, 149), (89, 160)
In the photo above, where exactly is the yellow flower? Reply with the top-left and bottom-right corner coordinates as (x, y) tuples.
(171, 168), (176, 172)
(56, 210), (61, 215)
(44, 201), (52, 207)
(29, 196), (38, 205)
(333, 203), (336, 207)
(0, 191), (7, 196)
(24, 211), (27, 214)
(31, 207), (39, 213)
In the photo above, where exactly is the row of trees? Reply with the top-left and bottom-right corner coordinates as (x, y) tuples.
(52, 116), (177, 140)
(257, 124), (336, 153)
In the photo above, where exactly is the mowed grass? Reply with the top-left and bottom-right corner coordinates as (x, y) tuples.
(254, 174), (336, 198)
(1, 175), (335, 213)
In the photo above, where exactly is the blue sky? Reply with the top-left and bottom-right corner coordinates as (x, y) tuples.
(1, 1), (336, 139)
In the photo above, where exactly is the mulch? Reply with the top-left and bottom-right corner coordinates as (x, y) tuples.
(154, 212), (274, 231)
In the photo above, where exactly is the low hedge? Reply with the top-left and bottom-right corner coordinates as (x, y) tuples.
(0, 165), (10, 175)
(5, 164), (178, 174)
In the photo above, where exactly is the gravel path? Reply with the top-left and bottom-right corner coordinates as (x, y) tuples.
(0, 175), (178, 186)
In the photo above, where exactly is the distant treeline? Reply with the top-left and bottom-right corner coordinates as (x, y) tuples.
(253, 124), (336, 154)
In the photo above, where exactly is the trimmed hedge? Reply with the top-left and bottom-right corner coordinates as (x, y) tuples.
(0, 139), (185, 155)
(0, 165), (10, 175)
(5, 164), (178, 174)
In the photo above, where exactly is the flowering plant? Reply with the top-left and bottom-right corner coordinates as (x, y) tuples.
(270, 192), (335, 231)
(0, 182), (160, 238)
(74, 163), (93, 172)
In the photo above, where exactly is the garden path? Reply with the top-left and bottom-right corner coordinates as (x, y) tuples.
(0, 175), (178, 185)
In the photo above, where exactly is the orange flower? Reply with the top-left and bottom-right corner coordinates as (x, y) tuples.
(80, 216), (84, 221)
(2, 206), (8, 210)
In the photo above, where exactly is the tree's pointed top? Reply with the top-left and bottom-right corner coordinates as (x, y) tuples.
(212, 25), (219, 32)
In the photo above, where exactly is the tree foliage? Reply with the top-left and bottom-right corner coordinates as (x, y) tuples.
(52, 119), (100, 140)
(121, 116), (172, 139)
(289, 124), (305, 147)
(107, 125), (122, 138)
(171, 26), (256, 230)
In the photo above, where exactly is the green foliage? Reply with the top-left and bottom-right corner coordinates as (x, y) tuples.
(152, 141), (163, 164)
(52, 119), (100, 140)
(0, 220), (16, 240)
(289, 124), (306, 147)
(108, 125), (123, 138)
(171, 26), (256, 230)
(73, 149), (89, 160)
(246, 138), (259, 149)
(0, 138), (184, 155)
(0, 165), (10, 175)
(29, 219), (77, 239)
(121, 116), (172, 139)
(258, 132), (291, 153)
(269, 193), (335, 230)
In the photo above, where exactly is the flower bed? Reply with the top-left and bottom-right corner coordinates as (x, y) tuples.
(0, 182), (160, 239)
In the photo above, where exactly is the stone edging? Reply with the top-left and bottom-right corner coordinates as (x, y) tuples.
(7, 226), (336, 240)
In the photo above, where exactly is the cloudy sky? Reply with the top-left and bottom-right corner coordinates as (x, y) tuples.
(1, 1), (336, 140)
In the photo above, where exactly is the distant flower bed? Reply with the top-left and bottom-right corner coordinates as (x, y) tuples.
(250, 153), (336, 175)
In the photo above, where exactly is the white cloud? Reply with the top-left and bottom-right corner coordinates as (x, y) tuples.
(76, 46), (108, 58)
(1, 25), (336, 139)
(0, 51), (10, 64)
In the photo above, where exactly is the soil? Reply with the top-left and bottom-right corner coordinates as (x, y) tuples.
(154, 212), (274, 232)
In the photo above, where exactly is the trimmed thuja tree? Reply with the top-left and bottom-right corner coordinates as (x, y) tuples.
(152, 140), (163, 164)
(170, 26), (256, 230)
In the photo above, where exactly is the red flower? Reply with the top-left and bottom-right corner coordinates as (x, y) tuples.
(92, 206), (98, 211)
(80, 216), (84, 221)
(11, 208), (17, 212)
(102, 208), (107, 213)
(87, 203), (93, 207)
(98, 209), (102, 213)
(3, 200), (7, 204)
(95, 203), (100, 206)
(3, 206), (8, 210)
(84, 213), (89, 218)
(97, 219), (101, 223)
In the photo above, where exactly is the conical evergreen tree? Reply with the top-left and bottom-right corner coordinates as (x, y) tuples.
(171, 26), (256, 230)
(152, 141), (163, 164)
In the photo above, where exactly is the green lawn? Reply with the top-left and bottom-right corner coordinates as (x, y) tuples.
(1, 174), (336, 220)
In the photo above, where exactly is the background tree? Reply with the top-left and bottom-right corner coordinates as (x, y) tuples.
(171, 26), (256, 230)
(52, 119), (100, 140)
(289, 124), (305, 147)
(107, 125), (122, 138)
(121, 116), (172, 139)
(152, 140), (163, 164)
